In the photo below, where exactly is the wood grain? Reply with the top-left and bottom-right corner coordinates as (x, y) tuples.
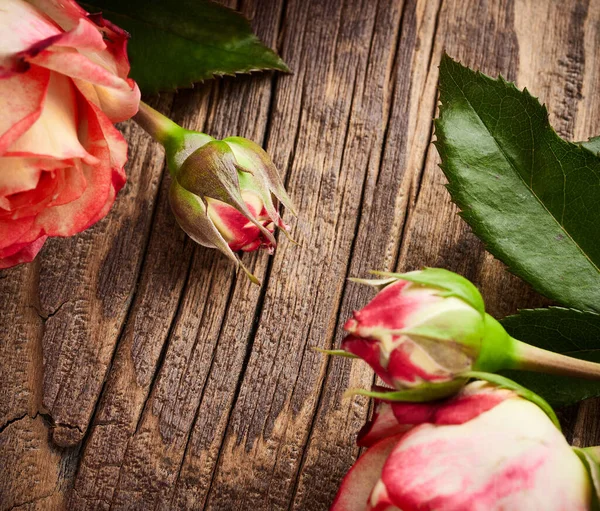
(1, 0), (599, 509)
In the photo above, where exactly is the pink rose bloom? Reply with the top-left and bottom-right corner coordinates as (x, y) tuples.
(332, 381), (592, 511)
(0, 0), (140, 268)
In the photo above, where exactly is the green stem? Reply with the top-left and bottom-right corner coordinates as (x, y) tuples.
(513, 340), (600, 379)
(133, 101), (184, 146)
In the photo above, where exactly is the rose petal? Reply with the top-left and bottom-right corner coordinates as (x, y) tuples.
(0, 157), (43, 197)
(331, 434), (404, 511)
(33, 97), (122, 236)
(341, 335), (393, 386)
(0, 214), (36, 249)
(0, 0), (61, 61)
(0, 234), (47, 269)
(344, 280), (441, 336)
(385, 339), (451, 387)
(0, 66), (50, 154)
(30, 47), (139, 123)
(6, 71), (97, 163)
(378, 397), (590, 511)
(357, 401), (412, 448)
(25, 0), (87, 32)
(357, 381), (514, 448)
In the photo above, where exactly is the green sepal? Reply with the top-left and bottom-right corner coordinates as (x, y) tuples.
(573, 447), (600, 511)
(344, 379), (466, 402)
(313, 348), (358, 358)
(473, 314), (519, 373)
(370, 268), (485, 315)
(224, 137), (297, 215)
(347, 277), (399, 289)
(461, 371), (560, 430)
(166, 131), (214, 174)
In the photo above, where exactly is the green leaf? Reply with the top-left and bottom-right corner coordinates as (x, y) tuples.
(461, 371), (560, 430)
(371, 268), (485, 315)
(82, 0), (289, 94)
(500, 307), (600, 406)
(313, 348), (359, 358)
(582, 136), (600, 156)
(435, 54), (600, 312)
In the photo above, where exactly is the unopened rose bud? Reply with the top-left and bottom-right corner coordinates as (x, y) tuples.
(134, 102), (295, 283)
(332, 380), (594, 511)
(336, 268), (600, 399)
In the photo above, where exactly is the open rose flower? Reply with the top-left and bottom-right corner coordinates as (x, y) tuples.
(134, 102), (296, 284)
(0, 0), (140, 268)
(332, 381), (594, 511)
(339, 268), (600, 399)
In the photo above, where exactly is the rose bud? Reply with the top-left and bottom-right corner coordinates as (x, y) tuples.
(337, 268), (600, 399)
(332, 380), (595, 511)
(134, 102), (295, 283)
(0, 0), (140, 268)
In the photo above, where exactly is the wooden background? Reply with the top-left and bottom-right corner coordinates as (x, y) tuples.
(1, 0), (600, 509)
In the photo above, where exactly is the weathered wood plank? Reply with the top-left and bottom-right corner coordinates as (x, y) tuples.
(290, 1), (445, 508)
(70, 1), (287, 508)
(38, 94), (174, 448)
(69, 90), (207, 510)
(200, 0), (414, 508)
(1, 0), (599, 510)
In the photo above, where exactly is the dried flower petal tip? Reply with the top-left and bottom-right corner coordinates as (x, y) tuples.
(335, 267), (600, 395)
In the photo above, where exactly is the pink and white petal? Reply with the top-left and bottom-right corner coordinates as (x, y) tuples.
(1, 169), (58, 218)
(330, 435), (402, 511)
(357, 401), (412, 448)
(84, 13), (132, 77)
(25, 2), (134, 79)
(25, 0), (86, 32)
(34, 158), (110, 236)
(83, 99), (128, 177)
(386, 340), (451, 387)
(50, 17), (106, 52)
(344, 281), (441, 336)
(0, 0), (61, 59)
(341, 335), (393, 386)
(5, 163), (88, 220)
(0, 234), (47, 269)
(388, 381), (512, 428)
(331, 434), (404, 511)
(73, 77), (140, 123)
(30, 49), (139, 122)
(0, 66), (50, 154)
(380, 398), (589, 511)
(431, 383), (513, 425)
(0, 157), (43, 197)
(6, 72), (96, 163)
(0, 214), (37, 249)
(47, 163), (87, 207)
(207, 198), (261, 249)
(358, 382), (514, 448)
(34, 99), (123, 236)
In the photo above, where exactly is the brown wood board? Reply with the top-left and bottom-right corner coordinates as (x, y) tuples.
(1, 0), (599, 509)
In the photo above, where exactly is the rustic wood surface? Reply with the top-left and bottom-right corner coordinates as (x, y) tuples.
(1, 0), (599, 509)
